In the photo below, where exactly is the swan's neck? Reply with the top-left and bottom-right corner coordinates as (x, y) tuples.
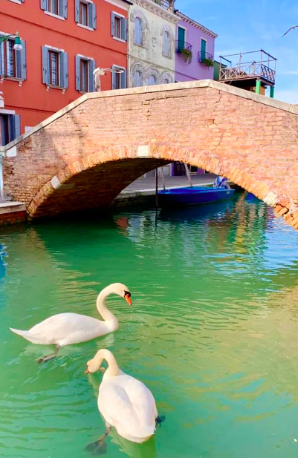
(96, 286), (118, 328)
(94, 349), (120, 377)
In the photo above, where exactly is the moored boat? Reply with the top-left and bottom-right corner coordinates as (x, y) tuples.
(158, 186), (235, 207)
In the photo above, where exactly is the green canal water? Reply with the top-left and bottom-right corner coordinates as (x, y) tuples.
(1, 194), (298, 458)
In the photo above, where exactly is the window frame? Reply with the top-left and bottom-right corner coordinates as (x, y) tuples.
(134, 17), (143, 46)
(200, 38), (207, 60)
(48, 49), (60, 87)
(42, 45), (68, 91)
(80, 58), (89, 92)
(112, 65), (126, 90)
(0, 35), (25, 81)
(177, 25), (186, 51)
(41, 0), (67, 20)
(162, 30), (171, 58)
(47, 0), (59, 15)
(79, 0), (89, 27)
(75, 54), (95, 93)
(111, 11), (127, 42)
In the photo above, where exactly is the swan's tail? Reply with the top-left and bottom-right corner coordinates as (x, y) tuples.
(9, 328), (41, 344)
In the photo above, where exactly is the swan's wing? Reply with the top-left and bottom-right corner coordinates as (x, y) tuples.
(29, 313), (103, 344)
(98, 375), (157, 438)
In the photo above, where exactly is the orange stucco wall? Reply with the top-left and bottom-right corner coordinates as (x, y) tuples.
(0, 0), (128, 132)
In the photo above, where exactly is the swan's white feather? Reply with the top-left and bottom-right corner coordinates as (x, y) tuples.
(98, 374), (157, 443)
(10, 313), (115, 346)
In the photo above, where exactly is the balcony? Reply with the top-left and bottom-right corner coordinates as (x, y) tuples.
(176, 41), (193, 64)
(150, 0), (175, 11)
(198, 51), (214, 63)
(219, 50), (277, 85)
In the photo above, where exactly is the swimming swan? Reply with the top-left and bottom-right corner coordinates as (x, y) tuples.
(10, 283), (132, 363)
(85, 349), (161, 453)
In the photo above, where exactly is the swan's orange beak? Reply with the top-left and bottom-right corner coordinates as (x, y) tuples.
(124, 293), (132, 306)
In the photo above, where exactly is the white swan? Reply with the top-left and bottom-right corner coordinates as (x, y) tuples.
(10, 283), (132, 363)
(85, 349), (159, 452)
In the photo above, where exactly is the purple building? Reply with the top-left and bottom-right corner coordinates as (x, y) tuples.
(169, 11), (217, 176)
(175, 11), (218, 83)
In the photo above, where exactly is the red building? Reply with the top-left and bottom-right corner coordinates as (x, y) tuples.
(0, 0), (130, 145)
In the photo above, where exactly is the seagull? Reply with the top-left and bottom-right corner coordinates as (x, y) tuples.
(282, 25), (298, 37)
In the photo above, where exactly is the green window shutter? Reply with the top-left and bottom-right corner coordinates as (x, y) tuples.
(201, 39), (206, 60)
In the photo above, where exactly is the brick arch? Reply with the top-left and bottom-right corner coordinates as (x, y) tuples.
(2, 80), (298, 229)
(27, 143), (276, 219)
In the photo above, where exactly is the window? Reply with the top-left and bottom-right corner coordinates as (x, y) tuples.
(162, 31), (171, 57)
(75, 55), (95, 92)
(48, 0), (58, 15)
(112, 66), (126, 90)
(134, 17), (143, 45)
(0, 37), (26, 80)
(49, 50), (59, 86)
(40, 0), (68, 19)
(80, 1), (88, 25)
(148, 74), (157, 85)
(80, 59), (88, 92)
(42, 46), (68, 89)
(0, 114), (21, 146)
(177, 26), (186, 51)
(201, 39), (207, 60)
(75, 0), (96, 30)
(134, 70), (143, 87)
(111, 13), (127, 41)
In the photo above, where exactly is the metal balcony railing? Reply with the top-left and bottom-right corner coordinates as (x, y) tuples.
(176, 41), (193, 53)
(218, 50), (277, 85)
(150, 0), (174, 10)
(198, 51), (214, 62)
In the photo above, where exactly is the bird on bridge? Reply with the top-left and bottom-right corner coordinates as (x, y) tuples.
(282, 25), (298, 36)
(9, 283), (132, 363)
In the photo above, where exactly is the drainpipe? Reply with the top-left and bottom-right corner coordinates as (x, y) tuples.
(270, 86), (275, 98)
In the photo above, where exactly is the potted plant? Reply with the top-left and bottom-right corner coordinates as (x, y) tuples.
(202, 57), (214, 68)
(180, 48), (193, 64)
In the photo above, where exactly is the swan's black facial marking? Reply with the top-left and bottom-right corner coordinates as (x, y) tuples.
(123, 290), (131, 298)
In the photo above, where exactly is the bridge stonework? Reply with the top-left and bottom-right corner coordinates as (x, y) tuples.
(1, 80), (298, 228)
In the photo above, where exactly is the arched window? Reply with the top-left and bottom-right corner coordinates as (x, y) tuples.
(134, 70), (143, 87)
(134, 17), (143, 46)
(163, 78), (170, 84)
(162, 31), (171, 57)
(148, 74), (157, 85)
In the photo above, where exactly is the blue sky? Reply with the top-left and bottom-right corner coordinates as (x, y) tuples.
(175, 0), (298, 103)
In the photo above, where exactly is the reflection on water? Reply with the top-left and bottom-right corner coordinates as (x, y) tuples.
(1, 194), (298, 458)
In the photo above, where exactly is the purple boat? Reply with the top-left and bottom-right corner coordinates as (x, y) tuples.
(158, 186), (235, 207)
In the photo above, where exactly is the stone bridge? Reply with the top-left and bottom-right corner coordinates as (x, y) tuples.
(1, 80), (298, 229)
